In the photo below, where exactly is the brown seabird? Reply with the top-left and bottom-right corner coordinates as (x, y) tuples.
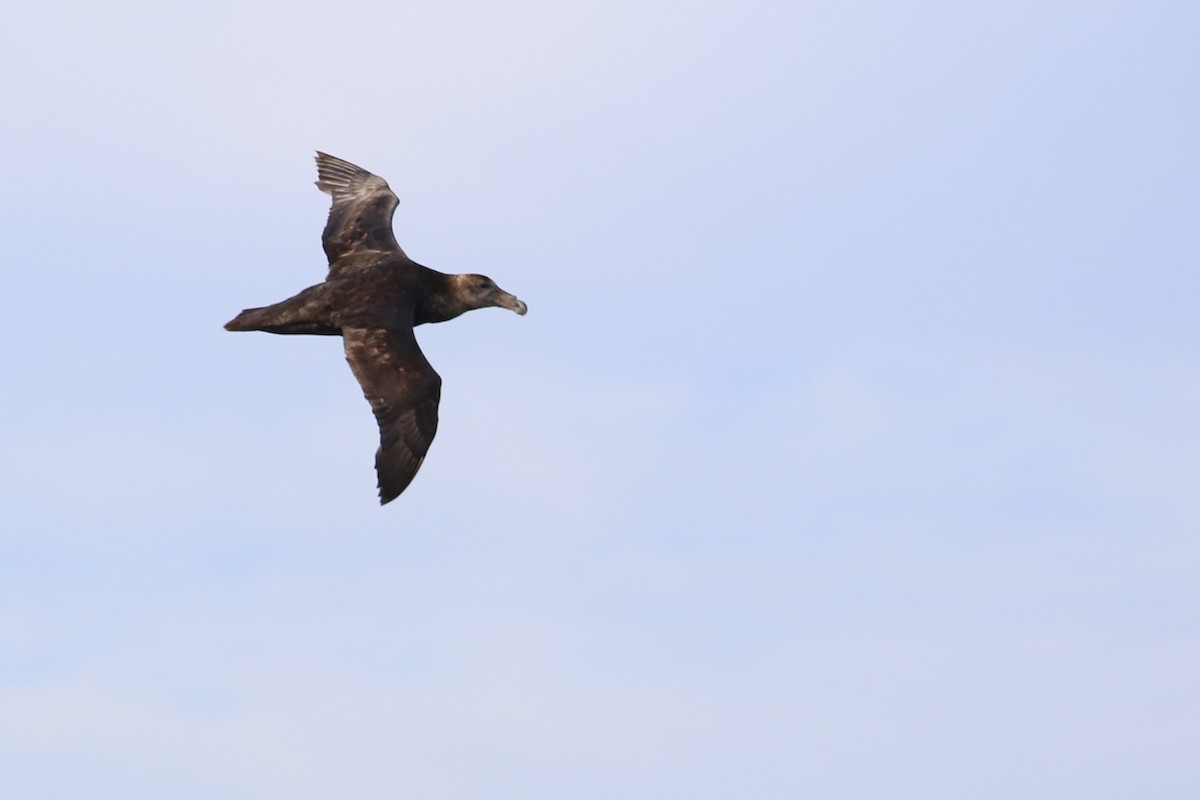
(226, 152), (527, 504)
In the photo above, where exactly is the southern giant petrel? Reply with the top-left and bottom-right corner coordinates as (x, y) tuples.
(226, 152), (527, 504)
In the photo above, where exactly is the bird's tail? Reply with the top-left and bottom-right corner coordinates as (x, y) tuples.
(224, 284), (341, 336)
(224, 306), (271, 331)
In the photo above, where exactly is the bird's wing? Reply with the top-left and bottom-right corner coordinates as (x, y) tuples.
(343, 326), (442, 504)
(315, 152), (408, 274)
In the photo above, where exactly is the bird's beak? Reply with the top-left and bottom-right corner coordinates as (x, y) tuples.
(493, 290), (528, 316)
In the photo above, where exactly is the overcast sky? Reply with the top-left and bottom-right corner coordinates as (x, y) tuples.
(2, 1), (1198, 797)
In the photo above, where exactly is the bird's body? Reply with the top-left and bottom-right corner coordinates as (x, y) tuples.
(226, 152), (526, 504)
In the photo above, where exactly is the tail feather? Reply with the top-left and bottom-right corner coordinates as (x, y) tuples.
(225, 306), (269, 331)
(224, 284), (341, 336)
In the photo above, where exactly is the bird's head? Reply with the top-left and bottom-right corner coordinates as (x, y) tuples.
(456, 274), (528, 316)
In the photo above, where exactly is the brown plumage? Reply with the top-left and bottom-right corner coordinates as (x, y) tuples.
(226, 152), (527, 504)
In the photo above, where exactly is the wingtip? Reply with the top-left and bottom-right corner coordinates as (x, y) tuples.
(375, 453), (426, 506)
(314, 151), (336, 195)
(313, 151), (377, 196)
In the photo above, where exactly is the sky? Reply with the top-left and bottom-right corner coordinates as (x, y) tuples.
(2, 0), (1198, 797)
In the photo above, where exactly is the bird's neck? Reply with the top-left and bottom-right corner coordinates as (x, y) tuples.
(413, 273), (473, 325)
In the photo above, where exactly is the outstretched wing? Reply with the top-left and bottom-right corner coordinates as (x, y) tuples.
(314, 152), (408, 273)
(343, 326), (442, 504)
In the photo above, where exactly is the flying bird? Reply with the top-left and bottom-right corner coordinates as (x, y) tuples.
(226, 152), (527, 504)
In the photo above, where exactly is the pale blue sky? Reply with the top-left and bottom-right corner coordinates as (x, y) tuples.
(2, 1), (1198, 797)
